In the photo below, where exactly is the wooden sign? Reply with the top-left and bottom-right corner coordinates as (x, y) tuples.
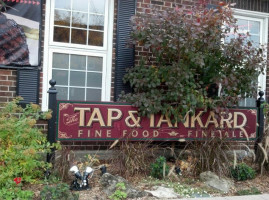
(56, 101), (258, 141)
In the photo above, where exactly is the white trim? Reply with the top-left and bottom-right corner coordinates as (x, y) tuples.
(42, 0), (52, 111)
(105, 0), (114, 102)
(42, 0), (114, 111)
(234, 9), (269, 18)
(234, 9), (268, 96)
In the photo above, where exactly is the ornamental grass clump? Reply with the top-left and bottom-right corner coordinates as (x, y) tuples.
(0, 98), (60, 199)
(120, 3), (268, 121)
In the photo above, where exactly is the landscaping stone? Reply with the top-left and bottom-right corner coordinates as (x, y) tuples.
(100, 173), (147, 199)
(145, 186), (180, 199)
(200, 171), (234, 193)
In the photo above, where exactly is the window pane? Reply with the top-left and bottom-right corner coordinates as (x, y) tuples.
(249, 21), (260, 35)
(237, 19), (248, 32)
(52, 53), (69, 69)
(89, 0), (105, 14)
(73, 0), (88, 12)
(88, 31), (103, 46)
(238, 98), (256, 107)
(54, 10), (70, 26)
(86, 88), (101, 101)
(250, 35), (260, 47)
(52, 69), (68, 85)
(53, 0), (106, 47)
(70, 71), (85, 86)
(55, 1), (71, 10)
(71, 29), (87, 45)
(70, 55), (86, 70)
(72, 12), (88, 28)
(70, 87), (85, 100)
(87, 72), (102, 87)
(54, 27), (70, 43)
(87, 56), (103, 71)
(56, 87), (68, 100)
(89, 15), (104, 30)
(246, 98), (256, 107)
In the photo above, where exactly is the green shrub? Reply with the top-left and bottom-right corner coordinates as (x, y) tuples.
(120, 3), (268, 121)
(0, 187), (33, 200)
(237, 187), (261, 196)
(109, 182), (127, 200)
(0, 98), (60, 199)
(150, 156), (169, 179)
(40, 183), (79, 200)
(231, 163), (256, 181)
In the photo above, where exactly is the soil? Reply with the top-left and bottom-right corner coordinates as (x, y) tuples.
(25, 157), (269, 200)
(27, 170), (269, 200)
(78, 173), (269, 200)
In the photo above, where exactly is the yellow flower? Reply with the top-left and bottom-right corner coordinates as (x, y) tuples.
(45, 113), (52, 120)
(31, 104), (40, 111)
(27, 119), (36, 127)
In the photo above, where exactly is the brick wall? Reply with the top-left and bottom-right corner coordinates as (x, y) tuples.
(110, 0), (118, 101)
(0, 69), (17, 106)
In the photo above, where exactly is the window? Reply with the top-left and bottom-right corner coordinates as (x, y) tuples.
(231, 10), (268, 107)
(42, 0), (114, 110)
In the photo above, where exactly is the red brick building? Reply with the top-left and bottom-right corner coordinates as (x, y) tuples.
(0, 0), (269, 146)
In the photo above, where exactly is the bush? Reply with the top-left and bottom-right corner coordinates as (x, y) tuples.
(40, 183), (79, 200)
(120, 2), (268, 121)
(0, 187), (33, 200)
(231, 163), (256, 181)
(150, 156), (169, 179)
(0, 98), (59, 199)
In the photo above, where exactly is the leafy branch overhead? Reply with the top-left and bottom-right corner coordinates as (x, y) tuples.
(119, 3), (268, 121)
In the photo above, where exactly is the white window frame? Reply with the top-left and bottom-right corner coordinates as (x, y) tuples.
(233, 9), (269, 96)
(42, 0), (114, 111)
(50, 0), (109, 51)
(48, 48), (107, 100)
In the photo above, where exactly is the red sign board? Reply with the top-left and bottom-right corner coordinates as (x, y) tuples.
(56, 101), (258, 141)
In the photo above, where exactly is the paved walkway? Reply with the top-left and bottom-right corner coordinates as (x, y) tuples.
(180, 194), (269, 200)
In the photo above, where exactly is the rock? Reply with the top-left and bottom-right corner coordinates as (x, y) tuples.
(100, 173), (147, 199)
(145, 186), (180, 199)
(200, 171), (234, 193)
(227, 150), (255, 161)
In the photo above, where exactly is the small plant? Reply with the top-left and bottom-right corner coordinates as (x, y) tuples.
(237, 187), (261, 196)
(109, 182), (127, 200)
(40, 183), (79, 200)
(150, 156), (169, 179)
(230, 163), (256, 181)
(0, 98), (60, 199)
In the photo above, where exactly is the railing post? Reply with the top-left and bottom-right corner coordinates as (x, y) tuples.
(255, 91), (265, 154)
(47, 79), (57, 163)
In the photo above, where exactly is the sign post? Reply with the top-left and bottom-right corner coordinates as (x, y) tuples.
(47, 79), (57, 163)
(255, 91), (265, 153)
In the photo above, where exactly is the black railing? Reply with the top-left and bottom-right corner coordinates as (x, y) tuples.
(47, 79), (57, 163)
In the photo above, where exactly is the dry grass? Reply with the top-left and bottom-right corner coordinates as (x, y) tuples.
(109, 140), (159, 178)
(177, 138), (233, 177)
